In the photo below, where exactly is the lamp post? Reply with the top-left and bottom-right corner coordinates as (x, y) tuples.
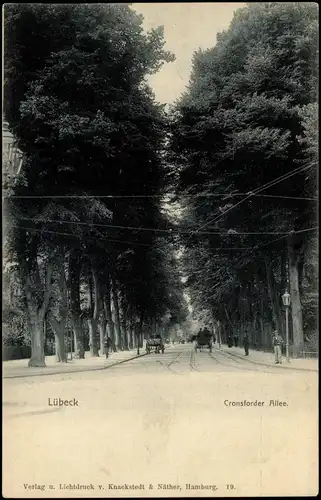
(282, 290), (291, 363)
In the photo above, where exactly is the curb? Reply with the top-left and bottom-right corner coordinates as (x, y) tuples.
(218, 348), (318, 373)
(3, 352), (149, 380)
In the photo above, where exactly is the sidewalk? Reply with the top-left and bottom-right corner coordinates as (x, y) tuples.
(217, 344), (318, 372)
(3, 348), (146, 379)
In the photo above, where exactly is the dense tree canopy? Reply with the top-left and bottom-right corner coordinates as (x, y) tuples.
(3, 3), (186, 366)
(170, 2), (318, 355)
(3, 2), (318, 365)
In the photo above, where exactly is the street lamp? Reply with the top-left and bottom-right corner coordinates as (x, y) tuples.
(282, 290), (291, 363)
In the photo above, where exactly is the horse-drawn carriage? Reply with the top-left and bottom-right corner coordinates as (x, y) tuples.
(193, 330), (213, 353)
(146, 336), (165, 354)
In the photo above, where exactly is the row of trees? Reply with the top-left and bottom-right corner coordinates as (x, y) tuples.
(3, 4), (188, 366)
(170, 2), (318, 355)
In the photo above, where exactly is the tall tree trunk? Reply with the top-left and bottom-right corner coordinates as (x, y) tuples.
(236, 289), (244, 339)
(280, 248), (288, 292)
(73, 317), (85, 359)
(99, 311), (107, 356)
(50, 248), (68, 363)
(129, 324), (133, 349)
(27, 309), (47, 367)
(111, 278), (122, 350)
(256, 275), (265, 349)
(138, 311), (144, 348)
(211, 309), (216, 339)
(121, 320), (128, 350)
(88, 266), (100, 357)
(51, 318), (67, 362)
(103, 283), (116, 352)
(216, 319), (222, 346)
(265, 258), (283, 336)
(128, 306), (134, 349)
(120, 300), (129, 350)
(87, 318), (99, 356)
(288, 240), (304, 357)
(69, 250), (85, 359)
(247, 282), (253, 324)
(132, 324), (137, 348)
(20, 252), (53, 367)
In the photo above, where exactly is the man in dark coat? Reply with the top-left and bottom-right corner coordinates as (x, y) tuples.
(203, 327), (211, 338)
(272, 330), (284, 364)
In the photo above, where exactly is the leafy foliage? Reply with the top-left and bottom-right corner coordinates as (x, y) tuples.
(170, 2), (318, 349)
(4, 4), (187, 362)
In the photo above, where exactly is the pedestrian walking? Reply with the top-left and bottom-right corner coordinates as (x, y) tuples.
(104, 337), (111, 359)
(227, 335), (233, 348)
(243, 332), (249, 356)
(272, 330), (284, 364)
(233, 333), (239, 347)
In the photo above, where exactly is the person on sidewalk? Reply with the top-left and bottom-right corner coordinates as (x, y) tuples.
(243, 332), (250, 356)
(233, 333), (239, 347)
(227, 335), (233, 348)
(272, 330), (284, 364)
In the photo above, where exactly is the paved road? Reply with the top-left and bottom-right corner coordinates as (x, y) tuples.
(3, 344), (318, 498)
(99, 344), (303, 376)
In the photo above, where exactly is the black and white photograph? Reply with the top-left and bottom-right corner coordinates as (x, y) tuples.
(2, 2), (319, 497)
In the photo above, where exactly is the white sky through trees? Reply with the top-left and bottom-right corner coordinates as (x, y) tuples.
(132, 3), (245, 320)
(132, 2), (244, 104)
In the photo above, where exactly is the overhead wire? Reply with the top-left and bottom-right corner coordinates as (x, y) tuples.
(3, 191), (317, 201)
(252, 227), (318, 253)
(198, 163), (314, 234)
(5, 215), (310, 236)
(185, 163), (315, 242)
(10, 225), (156, 248)
(4, 160), (316, 255)
(9, 225), (257, 250)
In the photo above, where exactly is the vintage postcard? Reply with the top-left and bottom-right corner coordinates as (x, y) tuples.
(2, 2), (318, 498)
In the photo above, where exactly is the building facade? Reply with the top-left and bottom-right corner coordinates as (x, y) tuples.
(3, 115), (23, 308)
(3, 115), (23, 177)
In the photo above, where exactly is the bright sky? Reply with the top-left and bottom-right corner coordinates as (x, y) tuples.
(132, 2), (245, 105)
(132, 3), (246, 315)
